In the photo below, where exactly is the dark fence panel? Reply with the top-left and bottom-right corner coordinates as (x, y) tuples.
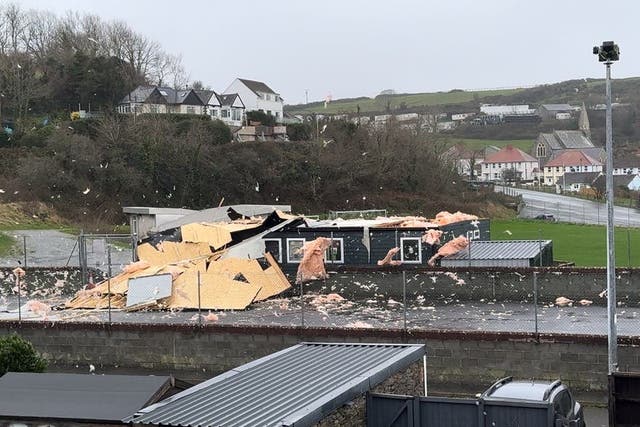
(417, 397), (479, 427)
(367, 393), (415, 427)
(367, 393), (554, 427)
(609, 372), (640, 427)
(483, 400), (552, 427)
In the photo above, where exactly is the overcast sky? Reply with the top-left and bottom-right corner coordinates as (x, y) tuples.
(16, 0), (640, 104)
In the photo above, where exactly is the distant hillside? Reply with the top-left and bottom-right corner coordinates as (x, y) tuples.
(286, 77), (640, 116)
(286, 88), (522, 115)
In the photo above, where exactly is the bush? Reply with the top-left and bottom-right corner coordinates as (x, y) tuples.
(246, 110), (276, 127)
(0, 334), (47, 375)
(287, 123), (312, 141)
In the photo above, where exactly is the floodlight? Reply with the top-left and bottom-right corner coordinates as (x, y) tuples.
(593, 41), (620, 62)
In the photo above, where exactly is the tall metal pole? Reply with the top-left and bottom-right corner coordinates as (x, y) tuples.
(22, 236), (27, 267)
(107, 244), (112, 324)
(605, 61), (618, 374)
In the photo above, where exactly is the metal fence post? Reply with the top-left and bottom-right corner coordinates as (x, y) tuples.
(22, 236), (27, 268)
(533, 272), (539, 339)
(300, 282), (305, 328)
(197, 271), (202, 328)
(16, 273), (21, 322)
(107, 243), (112, 325)
(131, 233), (138, 262)
(402, 271), (407, 332)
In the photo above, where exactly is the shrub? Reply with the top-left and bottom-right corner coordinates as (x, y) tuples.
(0, 334), (47, 375)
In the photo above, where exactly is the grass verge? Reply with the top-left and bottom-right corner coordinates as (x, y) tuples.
(0, 232), (15, 257)
(492, 219), (640, 267)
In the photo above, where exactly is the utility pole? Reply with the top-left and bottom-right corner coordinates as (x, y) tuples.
(593, 40), (620, 375)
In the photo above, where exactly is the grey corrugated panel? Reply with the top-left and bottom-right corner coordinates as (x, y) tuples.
(126, 273), (172, 307)
(442, 258), (530, 268)
(442, 240), (551, 261)
(128, 343), (424, 427)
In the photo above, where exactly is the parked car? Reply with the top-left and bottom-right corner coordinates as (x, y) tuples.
(535, 214), (557, 221)
(481, 377), (585, 427)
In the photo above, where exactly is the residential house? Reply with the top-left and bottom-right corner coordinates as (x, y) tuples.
(118, 86), (206, 115)
(217, 94), (245, 126)
(223, 78), (284, 122)
(542, 150), (603, 187)
(480, 145), (538, 182)
(613, 158), (640, 176)
(593, 174), (640, 194)
(192, 90), (245, 126)
(561, 171), (601, 193)
(444, 144), (499, 180)
(536, 104), (575, 120)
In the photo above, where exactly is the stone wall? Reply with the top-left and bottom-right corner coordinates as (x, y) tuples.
(2, 321), (638, 393)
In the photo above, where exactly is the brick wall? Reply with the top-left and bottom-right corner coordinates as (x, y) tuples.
(2, 321), (638, 392)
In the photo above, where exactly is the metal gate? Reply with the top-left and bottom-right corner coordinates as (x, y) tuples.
(77, 233), (137, 286)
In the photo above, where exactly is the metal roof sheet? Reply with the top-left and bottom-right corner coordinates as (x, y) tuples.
(127, 342), (425, 427)
(442, 240), (551, 261)
(0, 373), (172, 422)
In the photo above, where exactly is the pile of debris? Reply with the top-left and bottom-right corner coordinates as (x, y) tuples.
(66, 213), (295, 311)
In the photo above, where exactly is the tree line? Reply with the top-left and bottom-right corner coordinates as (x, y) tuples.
(0, 116), (507, 226)
(0, 3), (187, 130)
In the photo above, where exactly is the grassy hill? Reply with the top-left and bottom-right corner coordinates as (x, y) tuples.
(286, 77), (640, 116)
(449, 138), (534, 151)
(287, 88), (523, 115)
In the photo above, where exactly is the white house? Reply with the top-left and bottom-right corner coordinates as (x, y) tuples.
(223, 78), (284, 122)
(542, 150), (603, 187)
(480, 145), (538, 182)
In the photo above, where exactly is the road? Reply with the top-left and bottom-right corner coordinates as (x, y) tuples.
(495, 185), (640, 227)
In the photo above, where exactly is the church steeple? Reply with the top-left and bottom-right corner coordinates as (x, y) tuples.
(579, 102), (591, 140)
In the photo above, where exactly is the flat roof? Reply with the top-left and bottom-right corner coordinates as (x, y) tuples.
(443, 240), (552, 261)
(0, 373), (172, 423)
(127, 342), (425, 426)
(122, 206), (197, 215)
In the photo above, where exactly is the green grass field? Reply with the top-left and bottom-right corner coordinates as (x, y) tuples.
(450, 138), (534, 151)
(0, 232), (14, 257)
(491, 219), (640, 267)
(288, 88), (523, 115)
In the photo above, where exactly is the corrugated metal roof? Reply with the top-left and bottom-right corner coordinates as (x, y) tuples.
(442, 240), (551, 261)
(127, 342), (425, 427)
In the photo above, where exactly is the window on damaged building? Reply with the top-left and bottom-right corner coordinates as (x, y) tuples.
(264, 239), (282, 263)
(287, 238), (305, 263)
(325, 238), (344, 264)
(400, 237), (421, 263)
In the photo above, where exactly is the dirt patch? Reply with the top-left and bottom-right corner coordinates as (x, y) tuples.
(0, 202), (66, 228)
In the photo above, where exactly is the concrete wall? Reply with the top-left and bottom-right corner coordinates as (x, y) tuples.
(2, 321), (639, 393)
